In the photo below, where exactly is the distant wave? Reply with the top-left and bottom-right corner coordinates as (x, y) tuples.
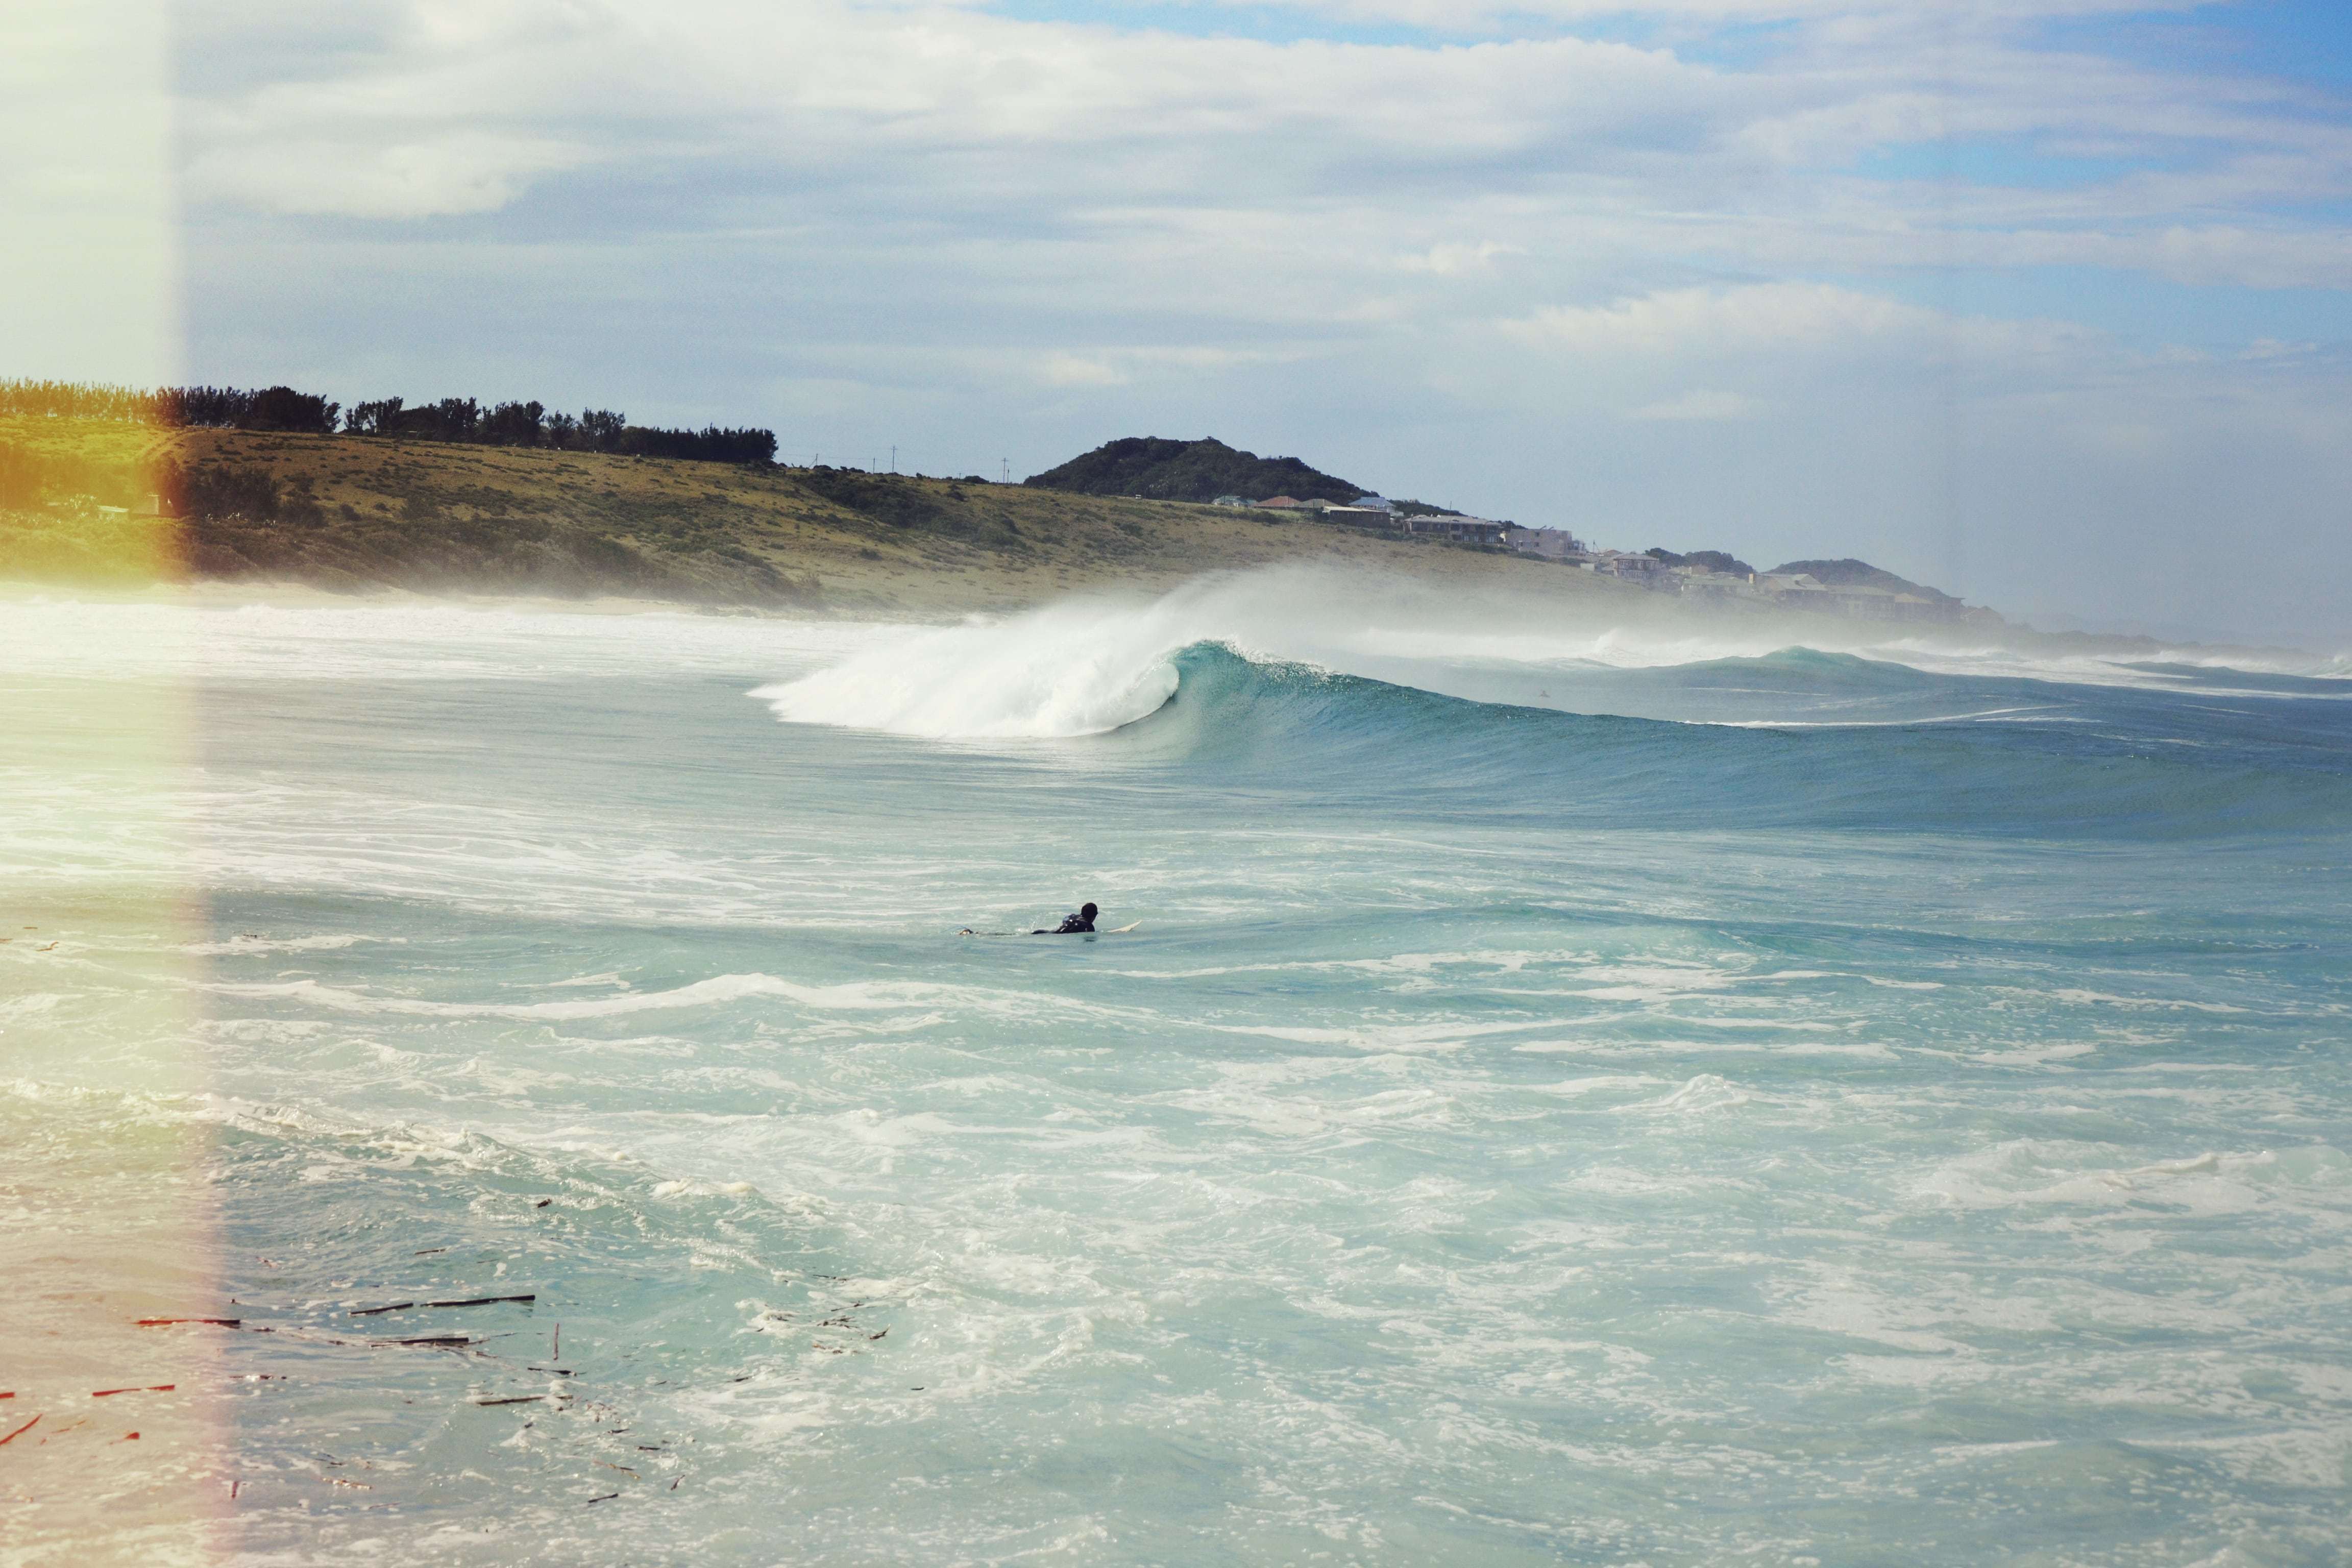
(1143, 645), (2352, 837)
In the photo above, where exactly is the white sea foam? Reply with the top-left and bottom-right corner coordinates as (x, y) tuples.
(205, 972), (915, 1018)
(0, 593), (865, 682)
(1642, 1073), (1753, 1113)
(182, 932), (388, 955)
(1911, 1140), (2342, 1213)
(198, 972), (1165, 1031)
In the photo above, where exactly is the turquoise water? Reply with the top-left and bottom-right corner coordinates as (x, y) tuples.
(6, 578), (2352, 1565)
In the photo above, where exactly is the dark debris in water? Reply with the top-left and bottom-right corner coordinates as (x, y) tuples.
(350, 1293), (535, 1316)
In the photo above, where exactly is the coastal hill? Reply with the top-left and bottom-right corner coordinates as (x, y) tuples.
(0, 414), (1636, 618)
(1770, 557), (1961, 606)
(1025, 437), (1369, 505)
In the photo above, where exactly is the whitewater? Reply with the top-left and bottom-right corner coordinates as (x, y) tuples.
(5, 569), (2350, 1567)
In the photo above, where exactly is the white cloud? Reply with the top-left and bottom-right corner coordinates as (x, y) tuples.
(1510, 282), (1945, 355)
(170, 0), (2352, 296)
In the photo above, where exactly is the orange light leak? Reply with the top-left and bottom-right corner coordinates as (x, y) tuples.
(0, 385), (200, 584)
(0, 614), (231, 1557)
(1, 5), (236, 1556)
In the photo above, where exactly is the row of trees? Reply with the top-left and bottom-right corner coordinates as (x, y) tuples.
(344, 397), (775, 463)
(0, 380), (339, 432)
(1, 379), (777, 466)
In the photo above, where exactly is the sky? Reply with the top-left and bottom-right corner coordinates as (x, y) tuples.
(7, 0), (2350, 642)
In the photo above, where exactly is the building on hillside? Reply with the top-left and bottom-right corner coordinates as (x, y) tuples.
(1350, 496), (1396, 513)
(1209, 495), (1250, 508)
(1586, 549), (1672, 586)
(1671, 566), (1758, 603)
(1323, 505), (1399, 528)
(1251, 495), (1314, 511)
(1408, 515), (1507, 546)
(1750, 571), (1832, 608)
(1501, 526), (1584, 560)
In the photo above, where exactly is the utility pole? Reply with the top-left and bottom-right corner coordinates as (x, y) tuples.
(1001, 458), (1009, 484)
(890, 445), (896, 474)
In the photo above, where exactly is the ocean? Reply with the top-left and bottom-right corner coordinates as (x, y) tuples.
(6, 569), (2351, 1566)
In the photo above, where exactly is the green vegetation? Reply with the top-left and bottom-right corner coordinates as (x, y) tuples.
(1024, 437), (1371, 505)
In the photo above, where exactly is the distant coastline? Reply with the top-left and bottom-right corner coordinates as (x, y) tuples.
(0, 394), (2294, 659)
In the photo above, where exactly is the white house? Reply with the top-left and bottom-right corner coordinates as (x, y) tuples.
(1502, 526), (1584, 560)
(1586, 549), (1671, 585)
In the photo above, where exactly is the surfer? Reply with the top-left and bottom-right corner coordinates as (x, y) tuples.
(958, 902), (1116, 937)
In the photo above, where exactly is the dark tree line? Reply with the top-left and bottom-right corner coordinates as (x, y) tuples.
(2, 379), (777, 467)
(0, 380), (337, 431)
(345, 397), (774, 463)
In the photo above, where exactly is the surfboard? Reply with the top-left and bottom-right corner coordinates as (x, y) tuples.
(959, 922), (1142, 937)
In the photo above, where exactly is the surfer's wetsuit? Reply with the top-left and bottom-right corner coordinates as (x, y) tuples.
(1035, 902), (1098, 935)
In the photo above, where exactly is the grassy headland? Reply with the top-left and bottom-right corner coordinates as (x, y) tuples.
(0, 416), (1638, 619)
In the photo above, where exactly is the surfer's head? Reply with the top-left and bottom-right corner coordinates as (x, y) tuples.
(1081, 902), (1098, 920)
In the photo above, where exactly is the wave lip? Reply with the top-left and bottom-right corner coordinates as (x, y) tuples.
(752, 599), (1188, 739)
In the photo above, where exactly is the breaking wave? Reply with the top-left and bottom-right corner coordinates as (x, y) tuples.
(754, 580), (2352, 839)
